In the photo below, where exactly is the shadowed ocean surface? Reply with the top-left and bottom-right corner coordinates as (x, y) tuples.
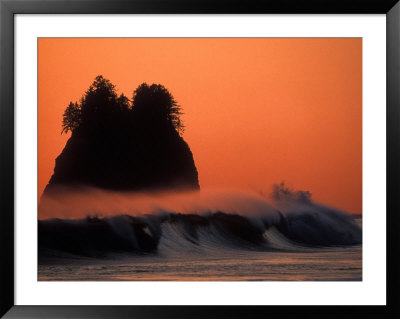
(39, 246), (361, 281)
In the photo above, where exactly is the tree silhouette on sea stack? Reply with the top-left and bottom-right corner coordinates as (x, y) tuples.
(62, 76), (184, 136)
(43, 75), (199, 197)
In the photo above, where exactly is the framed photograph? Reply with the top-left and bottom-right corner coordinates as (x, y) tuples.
(1, 0), (399, 318)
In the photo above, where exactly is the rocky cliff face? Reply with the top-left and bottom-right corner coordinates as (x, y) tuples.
(43, 122), (199, 197)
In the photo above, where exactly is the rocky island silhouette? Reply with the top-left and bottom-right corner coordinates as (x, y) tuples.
(42, 76), (199, 199)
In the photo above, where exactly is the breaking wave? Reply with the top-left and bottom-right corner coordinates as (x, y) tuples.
(38, 184), (361, 259)
(39, 210), (361, 259)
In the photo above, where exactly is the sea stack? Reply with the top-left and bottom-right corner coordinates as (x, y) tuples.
(42, 76), (199, 199)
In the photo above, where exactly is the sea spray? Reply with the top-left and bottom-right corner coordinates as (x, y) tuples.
(39, 184), (361, 258)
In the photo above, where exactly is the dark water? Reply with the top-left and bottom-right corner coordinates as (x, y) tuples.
(39, 247), (361, 281)
(38, 213), (362, 281)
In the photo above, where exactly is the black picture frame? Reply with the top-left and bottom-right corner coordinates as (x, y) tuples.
(1, 0), (399, 318)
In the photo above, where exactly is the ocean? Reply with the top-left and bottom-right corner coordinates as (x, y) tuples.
(38, 213), (362, 281)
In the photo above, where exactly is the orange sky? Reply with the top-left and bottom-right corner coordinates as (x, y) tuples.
(38, 38), (362, 213)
